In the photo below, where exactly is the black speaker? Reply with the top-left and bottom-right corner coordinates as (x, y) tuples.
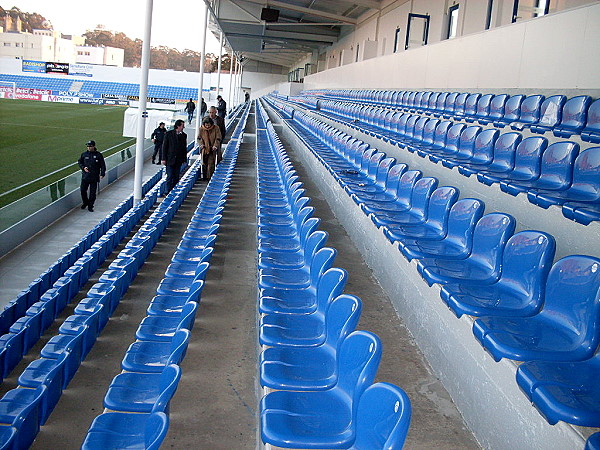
(261, 7), (279, 22)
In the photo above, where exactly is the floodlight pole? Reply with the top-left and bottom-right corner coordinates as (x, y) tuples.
(134, 0), (153, 204)
(216, 32), (223, 99)
(195, 2), (209, 145)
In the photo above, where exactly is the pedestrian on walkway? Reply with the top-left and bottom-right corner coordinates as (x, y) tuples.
(184, 98), (196, 123)
(151, 122), (166, 164)
(198, 116), (222, 181)
(216, 95), (227, 118)
(162, 119), (188, 192)
(78, 140), (106, 212)
(208, 106), (226, 143)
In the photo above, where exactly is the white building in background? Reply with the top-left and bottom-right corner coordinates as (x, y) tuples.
(0, 14), (123, 66)
(75, 45), (124, 67)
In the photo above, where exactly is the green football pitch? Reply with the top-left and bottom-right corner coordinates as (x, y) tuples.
(0, 98), (133, 207)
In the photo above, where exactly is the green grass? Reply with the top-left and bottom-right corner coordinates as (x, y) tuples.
(0, 98), (133, 207)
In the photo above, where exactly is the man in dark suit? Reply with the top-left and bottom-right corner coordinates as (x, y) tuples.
(161, 119), (187, 192)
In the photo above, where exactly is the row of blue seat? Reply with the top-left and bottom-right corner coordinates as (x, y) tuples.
(268, 101), (600, 433)
(255, 101), (412, 449)
(0, 168), (181, 449)
(272, 95), (600, 226)
(82, 103), (250, 449)
(287, 89), (599, 142)
(0, 169), (164, 338)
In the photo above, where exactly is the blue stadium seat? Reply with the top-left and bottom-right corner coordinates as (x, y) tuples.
(427, 123), (467, 164)
(351, 382), (412, 450)
(0, 386), (46, 449)
(399, 198), (485, 262)
(40, 333), (84, 388)
(260, 331), (382, 449)
(500, 141), (579, 196)
(82, 411), (169, 450)
(477, 136), (548, 186)
(473, 255), (600, 362)
(530, 95), (567, 134)
(440, 125), (482, 169)
(17, 353), (68, 424)
(440, 231), (555, 318)
(516, 354), (600, 427)
(135, 301), (198, 343)
(473, 93), (496, 124)
(103, 364), (182, 414)
(383, 186), (459, 244)
(121, 329), (190, 373)
(460, 93), (481, 121)
(459, 130), (520, 177)
(260, 294), (362, 390)
(416, 213), (516, 287)
(511, 94), (544, 130)
(553, 95), (592, 138)
(581, 99), (600, 143)
(493, 94), (524, 128)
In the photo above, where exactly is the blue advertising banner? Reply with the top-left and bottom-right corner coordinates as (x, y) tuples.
(22, 60), (46, 73)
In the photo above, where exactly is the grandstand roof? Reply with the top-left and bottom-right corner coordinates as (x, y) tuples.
(209, 0), (382, 68)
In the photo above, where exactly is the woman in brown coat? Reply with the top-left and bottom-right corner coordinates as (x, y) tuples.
(198, 117), (222, 181)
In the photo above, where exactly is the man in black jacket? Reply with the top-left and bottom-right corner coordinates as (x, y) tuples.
(216, 95), (227, 118)
(161, 119), (187, 192)
(78, 140), (106, 212)
(151, 122), (166, 164)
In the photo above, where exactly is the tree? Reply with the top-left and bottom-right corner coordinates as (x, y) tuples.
(0, 7), (52, 32)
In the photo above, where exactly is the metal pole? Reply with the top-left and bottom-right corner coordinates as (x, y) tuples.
(195, 2), (209, 144)
(227, 53), (234, 112)
(134, 0), (153, 204)
(216, 31), (223, 100)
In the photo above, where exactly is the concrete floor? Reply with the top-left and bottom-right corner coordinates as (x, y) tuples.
(0, 106), (480, 449)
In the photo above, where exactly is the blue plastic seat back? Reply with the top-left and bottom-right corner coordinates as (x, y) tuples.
(455, 126), (483, 160)
(454, 93), (469, 117)
(420, 92), (432, 110)
(534, 141), (580, 190)
(408, 177), (439, 220)
(337, 331), (382, 413)
(469, 213), (516, 267)
(406, 91), (417, 109)
(536, 95), (567, 129)
(582, 99), (600, 143)
(309, 248), (338, 286)
(408, 116), (429, 142)
(167, 329), (192, 365)
(469, 129), (500, 165)
(568, 146), (600, 202)
(384, 164), (408, 196)
(420, 119), (440, 146)
(463, 93), (481, 118)
(388, 112), (404, 134)
(445, 92), (460, 116)
(395, 114), (410, 136)
(395, 171), (423, 209)
(555, 95), (592, 136)
(499, 231), (556, 304)
(475, 94), (494, 120)
(324, 294), (362, 349)
(157, 364), (182, 410)
(361, 151), (384, 177)
(374, 157), (397, 188)
(443, 123), (467, 154)
(540, 255), (600, 346)
(518, 95), (545, 125)
(424, 186), (460, 231)
(175, 301), (199, 333)
(145, 412), (169, 450)
(510, 136), (549, 181)
(488, 94), (510, 122)
(435, 92), (449, 114)
(413, 92), (424, 110)
(486, 132), (523, 172)
(352, 382), (412, 450)
(316, 267), (349, 313)
(431, 121), (452, 148)
(403, 114), (420, 139)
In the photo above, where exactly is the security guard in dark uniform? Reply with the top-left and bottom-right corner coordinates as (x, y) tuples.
(78, 140), (106, 212)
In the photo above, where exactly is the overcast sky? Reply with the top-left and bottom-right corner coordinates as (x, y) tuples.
(7, 1), (223, 53)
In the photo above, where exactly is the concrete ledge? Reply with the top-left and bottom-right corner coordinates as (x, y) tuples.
(277, 115), (586, 450)
(0, 146), (153, 258)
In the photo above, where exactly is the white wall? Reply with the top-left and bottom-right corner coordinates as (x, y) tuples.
(301, 3), (600, 95)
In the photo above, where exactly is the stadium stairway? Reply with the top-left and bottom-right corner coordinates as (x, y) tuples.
(0, 103), (480, 448)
